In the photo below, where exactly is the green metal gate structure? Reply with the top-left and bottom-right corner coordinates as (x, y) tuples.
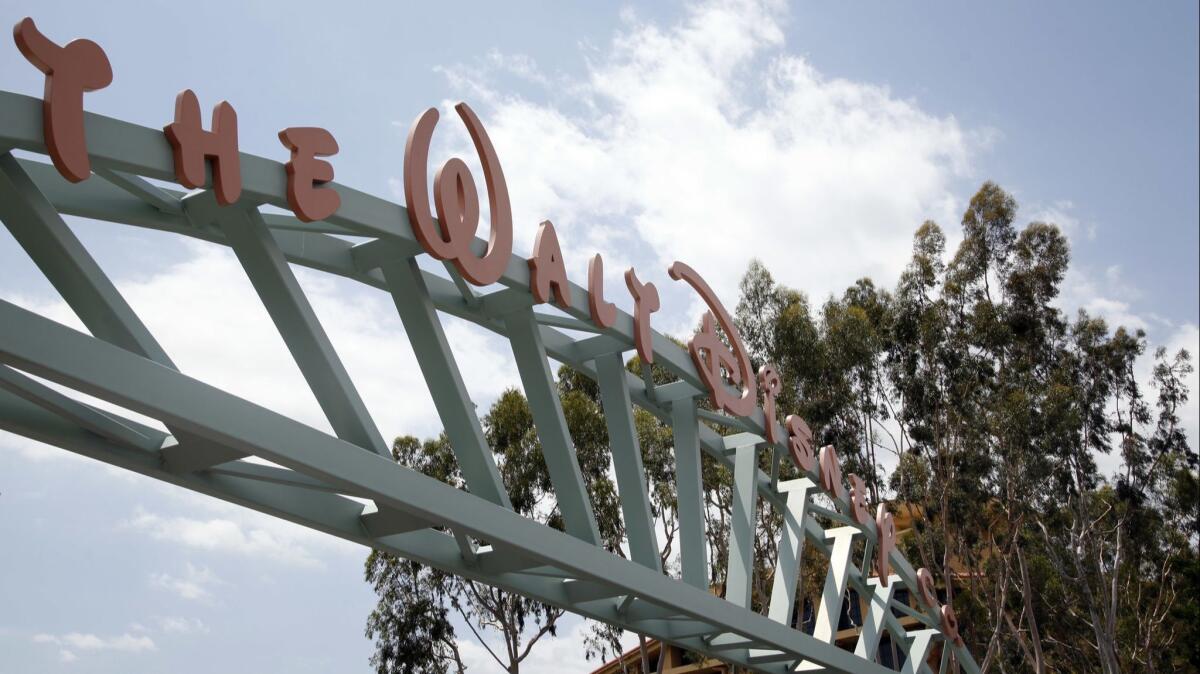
(0, 18), (981, 673)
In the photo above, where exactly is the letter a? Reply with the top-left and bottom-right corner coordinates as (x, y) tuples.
(528, 220), (571, 308)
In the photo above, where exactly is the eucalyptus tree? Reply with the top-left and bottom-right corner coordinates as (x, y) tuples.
(732, 180), (1198, 672)
(365, 435), (467, 674)
(1035, 328), (1197, 674)
(366, 389), (578, 674)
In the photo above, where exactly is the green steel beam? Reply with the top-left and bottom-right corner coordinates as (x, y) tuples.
(4, 386), (788, 670)
(0, 300), (900, 674)
(670, 398), (709, 589)
(0, 155), (174, 365)
(0, 85), (983, 674)
(10, 158), (759, 483)
(533, 311), (606, 334)
(0, 365), (164, 451)
(765, 479), (816, 626)
(211, 205), (388, 457)
(726, 442), (760, 609)
(0, 90), (712, 396)
(375, 257), (512, 510)
(0, 153), (229, 472)
(502, 308), (602, 546)
(93, 167), (182, 214)
(595, 351), (660, 571)
(813, 527), (859, 643)
(855, 577), (898, 661)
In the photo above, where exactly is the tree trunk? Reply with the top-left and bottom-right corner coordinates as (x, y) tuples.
(1016, 543), (1045, 674)
(1069, 504), (1119, 674)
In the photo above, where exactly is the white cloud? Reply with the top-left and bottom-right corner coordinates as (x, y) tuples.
(149, 562), (223, 601)
(1029, 199), (1096, 241)
(157, 616), (210, 635)
(32, 631), (156, 654)
(423, 0), (980, 334)
(1059, 262), (1160, 332)
(58, 649), (78, 663)
(485, 49), (551, 87)
(127, 507), (324, 568)
(116, 468), (372, 564)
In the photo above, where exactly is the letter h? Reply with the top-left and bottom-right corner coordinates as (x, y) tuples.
(163, 89), (241, 205)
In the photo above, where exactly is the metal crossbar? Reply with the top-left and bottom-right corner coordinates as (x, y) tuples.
(0, 89), (978, 674)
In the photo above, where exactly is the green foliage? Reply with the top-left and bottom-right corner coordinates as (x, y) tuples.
(364, 404), (567, 674)
(364, 437), (463, 673)
(732, 181), (1197, 673)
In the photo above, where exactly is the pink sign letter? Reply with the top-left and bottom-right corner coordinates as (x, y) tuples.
(402, 103), (512, 286)
(163, 89), (241, 206)
(278, 126), (340, 222)
(528, 220), (571, 308)
(13, 17), (112, 183)
(668, 261), (757, 417)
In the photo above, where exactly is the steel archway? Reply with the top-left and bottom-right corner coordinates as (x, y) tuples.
(0, 80), (980, 673)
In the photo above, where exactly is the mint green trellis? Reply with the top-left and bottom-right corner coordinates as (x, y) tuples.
(0, 89), (980, 674)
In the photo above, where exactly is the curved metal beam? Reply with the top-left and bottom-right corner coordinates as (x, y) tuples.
(0, 86), (979, 674)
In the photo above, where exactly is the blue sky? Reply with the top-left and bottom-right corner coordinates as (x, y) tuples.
(1, 1), (1197, 672)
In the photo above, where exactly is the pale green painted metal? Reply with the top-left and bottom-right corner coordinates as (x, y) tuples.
(0, 154), (173, 364)
(856, 578), (899, 659)
(596, 351), (660, 570)
(0, 300), (878, 674)
(766, 479), (816, 625)
(214, 206), (389, 458)
(0, 364), (163, 451)
(0, 152), (227, 470)
(901, 631), (939, 674)
(814, 527), (859, 643)
(503, 307), (602, 546)
(670, 397), (709, 589)
(0, 88), (981, 674)
(726, 441), (760, 609)
(376, 256), (512, 509)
